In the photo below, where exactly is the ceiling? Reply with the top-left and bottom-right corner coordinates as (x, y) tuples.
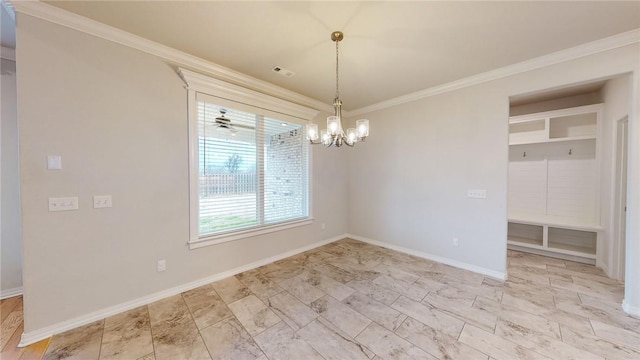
(21, 2), (640, 110)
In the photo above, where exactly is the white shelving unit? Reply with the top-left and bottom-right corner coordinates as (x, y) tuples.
(507, 104), (602, 263)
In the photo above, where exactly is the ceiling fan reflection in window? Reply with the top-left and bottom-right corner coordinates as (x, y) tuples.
(214, 109), (254, 133)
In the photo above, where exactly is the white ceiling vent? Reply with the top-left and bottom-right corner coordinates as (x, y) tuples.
(272, 66), (295, 78)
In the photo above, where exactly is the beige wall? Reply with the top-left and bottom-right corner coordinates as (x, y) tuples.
(348, 84), (509, 276)
(1, 57), (22, 296)
(347, 44), (639, 304)
(16, 14), (348, 333)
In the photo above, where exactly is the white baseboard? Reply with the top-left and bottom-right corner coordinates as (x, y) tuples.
(347, 233), (506, 280)
(598, 261), (611, 278)
(622, 299), (640, 318)
(19, 233), (346, 347)
(0, 287), (23, 300)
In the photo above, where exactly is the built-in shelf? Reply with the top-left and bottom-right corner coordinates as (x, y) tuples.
(508, 213), (602, 232)
(547, 242), (596, 256)
(509, 135), (596, 146)
(507, 218), (598, 260)
(548, 226), (597, 255)
(508, 104), (601, 146)
(508, 103), (602, 262)
(507, 236), (542, 247)
(549, 112), (597, 139)
(509, 119), (546, 144)
(508, 239), (597, 260)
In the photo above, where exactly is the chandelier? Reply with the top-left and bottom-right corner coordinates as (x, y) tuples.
(306, 31), (369, 147)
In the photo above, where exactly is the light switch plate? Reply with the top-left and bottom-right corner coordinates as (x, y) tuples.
(468, 189), (487, 199)
(49, 197), (78, 211)
(93, 195), (112, 209)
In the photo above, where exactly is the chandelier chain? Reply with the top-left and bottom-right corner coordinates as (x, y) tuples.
(335, 37), (340, 100)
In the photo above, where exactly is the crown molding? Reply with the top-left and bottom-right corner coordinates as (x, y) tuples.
(346, 28), (640, 117)
(179, 68), (320, 121)
(1, 46), (15, 61)
(11, 0), (333, 113)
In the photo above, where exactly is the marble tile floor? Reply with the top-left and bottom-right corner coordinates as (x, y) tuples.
(21, 239), (640, 359)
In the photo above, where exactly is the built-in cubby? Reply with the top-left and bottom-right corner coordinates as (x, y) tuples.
(507, 216), (599, 261)
(509, 119), (546, 144)
(508, 104), (599, 145)
(549, 112), (597, 139)
(507, 222), (543, 247)
(548, 227), (597, 255)
(507, 104), (602, 263)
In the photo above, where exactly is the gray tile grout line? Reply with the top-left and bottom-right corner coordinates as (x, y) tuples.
(178, 292), (213, 360)
(145, 305), (157, 360)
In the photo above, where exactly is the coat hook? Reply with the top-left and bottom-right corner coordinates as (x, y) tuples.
(569, 148), (572, 155)
(523, 151), (526, 157)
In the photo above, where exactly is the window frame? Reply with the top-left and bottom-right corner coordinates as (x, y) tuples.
(180, 68), (318, 249)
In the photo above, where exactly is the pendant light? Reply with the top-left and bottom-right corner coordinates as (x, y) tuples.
(306, 31), (369, 147)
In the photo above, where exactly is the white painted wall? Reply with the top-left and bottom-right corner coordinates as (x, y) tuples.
(622, 70), (640, 316)
(16, 14), (348, 335)
(348, 44), (639, 310)
(601, 75), (631, 279)
(1, 57), (23, 297)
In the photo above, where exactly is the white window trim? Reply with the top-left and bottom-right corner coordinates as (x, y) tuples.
(180, 68), (319, 249)
(189, 218), (314, 249)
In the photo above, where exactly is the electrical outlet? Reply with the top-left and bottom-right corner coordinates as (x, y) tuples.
(467, 189), (487, 199)
(157, 259), (166, 272)
(48, 197), (79, 211)
(453, 237), (459, 247)
(47, 155), (62, 170)
(93, 195), (112, 209)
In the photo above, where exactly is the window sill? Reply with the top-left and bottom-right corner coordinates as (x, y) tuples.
(188, 218), (314, 249)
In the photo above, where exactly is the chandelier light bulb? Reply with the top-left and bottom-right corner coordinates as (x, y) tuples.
(306, 123), (319, 140)
(327, 116), (340, 135)
(321, 129), (329, 141)
(347, 128), (357, 143)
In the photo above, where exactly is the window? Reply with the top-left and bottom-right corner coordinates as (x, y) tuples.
(180, 69), (318, 248)
(197, 101), (309, 236)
